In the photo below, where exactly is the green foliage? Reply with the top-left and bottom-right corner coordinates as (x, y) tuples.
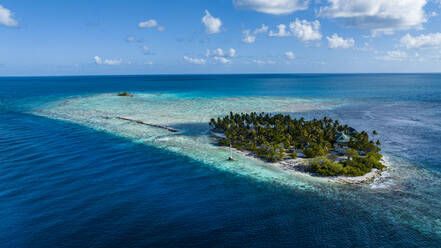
(303, 144), (325, 158)
(348, 132), (381, 153)
(309, 158), (344, 177)
(308, 153), (385, 177)
(210, 112), (384, 176)
(367, 152), (382, 161)
(345, 148), (358, 159)
(219, 138), (230, 146)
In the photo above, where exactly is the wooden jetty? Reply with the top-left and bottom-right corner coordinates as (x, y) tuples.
(114, 117), (179, 133)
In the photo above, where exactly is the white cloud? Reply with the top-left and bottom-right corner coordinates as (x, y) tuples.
(94, 56), (122, 65)
(289, 19), (322, 42)
(206, 48), (236, 58)
(138, 19), (157, 28)
(285, 51), (295, 59)
(202, 48), (237, 64)
(253, 59), (276, 64)
(214, 57), (232, 64)
(242, 24), (269, 43)
(233, 0), (309, 15)
(215, 48), (225, 56)
(183, 56), (207, 65)
(326, 34), (355, 49)
(269, 24), (291, 37)
(229, 48), (237, 57)
(138, 19), (164, 31)
(202, 10), (222, 34)
(253, 59), (266, 64)
(254, 24), (269, 34)
(400, 33), (441, 49)
(319, 0), (428, 34)
(267, 19), (321, 42)
(206, 48), (223, 57)
(102, 59), (122, 65)
(242, 30), (256, 43)
(127, 36), (135, 42)
(0, 5), (18, 27)
(377, 50), (408, 61)
(94, 56), (102, 64)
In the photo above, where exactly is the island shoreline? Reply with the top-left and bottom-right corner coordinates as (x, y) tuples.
(217, 140), (388, 185)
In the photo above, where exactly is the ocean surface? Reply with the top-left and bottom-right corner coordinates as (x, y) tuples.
(1, 74), (441, 247)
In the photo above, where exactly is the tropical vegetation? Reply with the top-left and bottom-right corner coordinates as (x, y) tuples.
(209, 112), (385, 177)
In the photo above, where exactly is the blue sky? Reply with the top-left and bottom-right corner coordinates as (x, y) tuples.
(1, 0), (441, 76)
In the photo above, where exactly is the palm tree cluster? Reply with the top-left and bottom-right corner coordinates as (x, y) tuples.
(209, 112), (384, 177)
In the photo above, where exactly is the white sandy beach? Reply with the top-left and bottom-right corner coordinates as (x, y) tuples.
(226, 147), (387, 184)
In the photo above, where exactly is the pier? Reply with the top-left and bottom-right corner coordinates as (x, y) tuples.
(114, 117), (179, 132)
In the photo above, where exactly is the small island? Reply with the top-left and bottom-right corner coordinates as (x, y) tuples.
(117, 92), (133, 97)
(209, 112), (386, 180)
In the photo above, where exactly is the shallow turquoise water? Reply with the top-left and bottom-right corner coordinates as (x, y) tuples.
(1, 74), (441, 247)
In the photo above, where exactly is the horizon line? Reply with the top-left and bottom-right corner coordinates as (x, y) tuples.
(1, 72), (441, 78)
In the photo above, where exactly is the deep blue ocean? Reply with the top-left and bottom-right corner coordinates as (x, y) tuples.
(1, 74), (441, 247)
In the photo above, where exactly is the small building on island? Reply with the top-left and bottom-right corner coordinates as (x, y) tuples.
(336, 132), (350, 144)
(334, 132), (351, 154)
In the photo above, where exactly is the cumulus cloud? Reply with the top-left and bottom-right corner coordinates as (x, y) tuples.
(242, 24), (269, 43)
(206, 48), (222, 57)
(94, 56), (122, 65)
(267, 20), (321, 43)
(202, 10), (222, 34)
(229, 48), (237, 57)
(242, 30), (256, 43)
(254, 24), (269, 34)
(233, 0), (308, 15)
(214, 57), (232, 64)
(377, 50), (408, 61)
(285, 51), (295, 59)
(269, 24), (291, 37)
(197, 48), (237, 64)
(326, 34), (355, 49)
(206, 48), (236, 58)
(138, 19), (164, 31)
(94, 56), (102, 64)
(0, 5), (18, 27)
(183, 56), (207, 65)
(139, 19), (157, 28)
(319, 0), (428, 34)
(289, 19), (322, 42)
(400, 33), (441, 49)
